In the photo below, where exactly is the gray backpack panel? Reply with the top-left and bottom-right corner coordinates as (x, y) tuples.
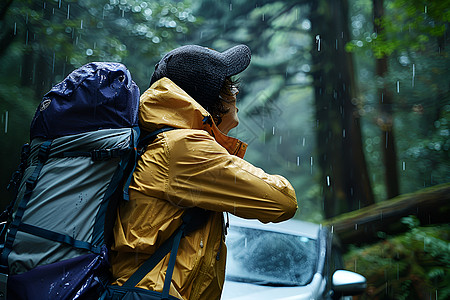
(8, 128), (134, 274)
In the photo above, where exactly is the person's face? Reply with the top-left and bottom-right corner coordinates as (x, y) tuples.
(217, 86), (239, 135)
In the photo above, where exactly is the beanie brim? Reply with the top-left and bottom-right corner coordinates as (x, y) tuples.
(149, 45), (251, 105)
(222, 45), (251, 77)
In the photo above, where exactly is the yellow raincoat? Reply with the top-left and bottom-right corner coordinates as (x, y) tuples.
(111, 78), (298, 300)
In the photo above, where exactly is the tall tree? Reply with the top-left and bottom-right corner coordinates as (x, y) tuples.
(310, 0), (374, 218)
(373, 0), (399, 199)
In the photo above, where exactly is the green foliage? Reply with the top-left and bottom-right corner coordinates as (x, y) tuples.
(344, 216), (450, 299)
(1, 0), (198, 87)
(347, 0), (450, 58)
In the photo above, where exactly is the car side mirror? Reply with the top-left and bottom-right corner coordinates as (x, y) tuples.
(332, 270), (367, 296)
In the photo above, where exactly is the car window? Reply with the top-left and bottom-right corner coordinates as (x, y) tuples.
(226, 226), (317, 286)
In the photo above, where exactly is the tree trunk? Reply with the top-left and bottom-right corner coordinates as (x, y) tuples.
(310, 0), (374, 218)
(373, 0), (399, 199)
(324, 183), (450, 247)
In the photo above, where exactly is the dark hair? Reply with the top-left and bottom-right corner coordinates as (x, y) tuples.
(210, 76), (240, 125)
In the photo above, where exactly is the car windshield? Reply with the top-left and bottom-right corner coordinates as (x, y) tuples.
(226, 226), (317, 286)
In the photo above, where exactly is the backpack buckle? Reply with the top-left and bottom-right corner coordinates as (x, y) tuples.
(91, 149), (121, 161)
(38, 141), (52, 163)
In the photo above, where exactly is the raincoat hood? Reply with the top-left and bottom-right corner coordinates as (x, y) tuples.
(139, 77), (247, 158)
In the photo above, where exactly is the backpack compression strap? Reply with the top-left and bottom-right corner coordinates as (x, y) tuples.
(0, 140), (53, 270)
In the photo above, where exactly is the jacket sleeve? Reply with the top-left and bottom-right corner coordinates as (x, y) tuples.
(161, 130), (298, 223)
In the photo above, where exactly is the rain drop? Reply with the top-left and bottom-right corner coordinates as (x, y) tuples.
(80, 19), (83, 29)
(14, 23), (16, 35)
(412, 64), (415, 87)
(402, 161), (406, 171)
(316, 35), (321, 51)
(4, 111), (8, 134)
(296, 156), (300, 166)
(67, 4), (70, 19)
(396, 80), (400, 93)
(326, 176), (330, 186)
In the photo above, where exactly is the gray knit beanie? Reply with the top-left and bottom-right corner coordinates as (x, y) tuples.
(149, 45), (251, 106)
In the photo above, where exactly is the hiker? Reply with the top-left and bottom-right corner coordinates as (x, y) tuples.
(110, 45), (298, 299)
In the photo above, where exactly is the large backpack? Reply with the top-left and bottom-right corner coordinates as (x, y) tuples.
(0, 62), (140, 299)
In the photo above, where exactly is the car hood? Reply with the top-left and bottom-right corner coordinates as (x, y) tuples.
(221, 273), (325, 300)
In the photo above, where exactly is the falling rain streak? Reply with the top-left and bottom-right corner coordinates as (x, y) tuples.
(412, 64), (415, 87)
(3, 111), (8, 134)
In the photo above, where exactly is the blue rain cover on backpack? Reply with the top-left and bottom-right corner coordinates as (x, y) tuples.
(30, 62), (139, 139)
(1, 62), (140, 299)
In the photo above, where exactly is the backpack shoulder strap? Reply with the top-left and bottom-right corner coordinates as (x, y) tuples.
(137, 127), (177, 151)
(122, 126), (176, 201)
(122, 208), (209, 296)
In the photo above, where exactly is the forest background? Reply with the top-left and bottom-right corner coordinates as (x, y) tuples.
(0, 0), (449, 299)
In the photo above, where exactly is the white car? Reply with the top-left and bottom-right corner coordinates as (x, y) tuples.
(222, 215), (366, 300)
